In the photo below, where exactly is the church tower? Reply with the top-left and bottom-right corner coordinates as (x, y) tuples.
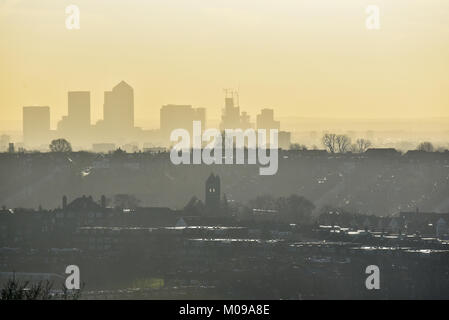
(205, 173), (220, 214)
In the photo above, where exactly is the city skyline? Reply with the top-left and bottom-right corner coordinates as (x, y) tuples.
(17, 80), (292, 149)
(1, 0), (449, 132)
(1, 1), (449, 302)
(2, 79), (447, 153)
(9, 79), (449, 131)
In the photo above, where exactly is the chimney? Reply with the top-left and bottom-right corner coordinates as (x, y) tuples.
(8, 143), (14, 153)
(62, 195), (67, 209)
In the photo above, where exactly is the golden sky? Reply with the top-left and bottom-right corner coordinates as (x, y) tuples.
(0, 0), (448, 130)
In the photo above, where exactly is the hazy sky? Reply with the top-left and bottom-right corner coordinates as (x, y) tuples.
(1, 0), (448, 130)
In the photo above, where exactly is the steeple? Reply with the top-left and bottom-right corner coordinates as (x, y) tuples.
(205, 173), (220, 214)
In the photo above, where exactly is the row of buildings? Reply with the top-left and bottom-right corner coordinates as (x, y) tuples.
(21, 82), (292, 150)
(2, 170), (449, 299)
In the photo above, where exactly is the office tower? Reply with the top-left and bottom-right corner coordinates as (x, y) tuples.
(68, 91), (91, 130)
(256, 108), (280, 131)
(239, 111), (252, 130)
(160, 104), (206, 143)
(103, 81), (134, 132)
(57, 91), (91, 145)
(205, 173), (220, 214)
(23, 106), (50, 146)
(220, 90), (241, 130)
(220, 90), (253, 131)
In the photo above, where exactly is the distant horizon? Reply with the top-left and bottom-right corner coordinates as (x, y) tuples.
(2, 114), (449, 132)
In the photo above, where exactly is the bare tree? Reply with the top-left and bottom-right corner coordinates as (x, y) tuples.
(1, 277), (52, 300)
(353, 138), (372, 153)
(417, 141), (434, 152)
(61, 282), (85, 300)
(322, 133), (338, 153)
(336, 135), (351, 153)
(49, 138), (72, 153)
(0, 276), (84, 300)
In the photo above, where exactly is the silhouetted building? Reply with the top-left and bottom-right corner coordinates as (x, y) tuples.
(160, 104), (206, 144)
(122, 143), (139, 153)
(23, 106), (50, 147)
(205, 173), (220, 214)
(220, 90), (252, 130)
(101, 195), (106, 208)
(365, 148), (401, 158)
(57, 91), (91, 144)
(92, 143), (116, 153)
(278, 131), (291, 150)
(220, 90), (240, 130)
(400, 211), (449, 237)
(256, 108), (280, 131)
(0, 135), (10, 151)
(68, 91), (90, 129)
(103, 81), (134, 133)
(240, 111), (252, 130)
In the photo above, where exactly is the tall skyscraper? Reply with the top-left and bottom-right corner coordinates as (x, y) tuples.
(22, 106), (50, 147)
(103, 81), (134, 132)
(220, 90), (241, 130)
(57, 91), (91, 145)
(68, 91), (91, 130)
(220, 90), (253, 130)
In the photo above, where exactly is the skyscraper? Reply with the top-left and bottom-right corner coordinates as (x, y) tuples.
(68, 91), (91, 130)
(220, 90), (253, 130)
(256, 108), (280, 131)
(220, 90), (241, 130)
(160, 104), (206, 144)
(56, 91), (91, 145)
(23, 106), (50, 147)
(103, 81), (134, 132)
